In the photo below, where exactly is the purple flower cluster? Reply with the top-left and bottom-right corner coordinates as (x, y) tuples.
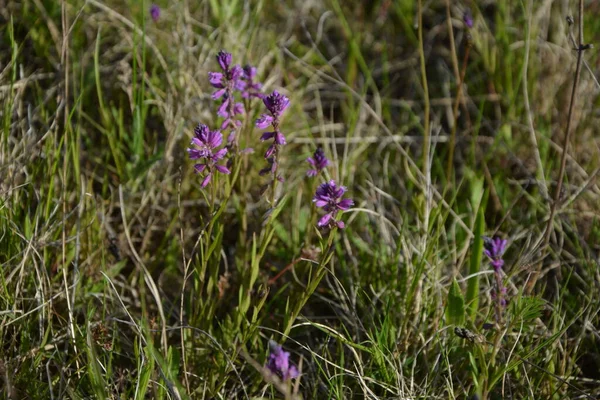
(483, 236), (507, 272)
(256, 91), (290, 178)
(187, 51), (356, 231)
(266, 340), (299, 381)
(209, 51), (246, 134)
(313, 180), (354, 229)
(483, 236), (508, 312)
(187, 124), (230, 188)
(306, 147), (329, 177)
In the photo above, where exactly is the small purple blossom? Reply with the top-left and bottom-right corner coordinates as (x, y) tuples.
(262, 91), (290, 118)
(313, 180), (354, 229)
(241, 65), (264, 99)
(306, 147), (329, 177)
(187, 124), (230, 188)
(463, 9), (474, 29)
(483, 236), (507, 272)
(483, 236), (509, 321)
(266, 340), (299, 381)
(150, 4), (160, 22)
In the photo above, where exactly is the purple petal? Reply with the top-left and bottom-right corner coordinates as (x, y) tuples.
(337, 198), (354, 210)
(259, 166), (272, 176)
(212, 88), (226, 100)
(227, 131), (236, 144)
(336, 220), (345, 229)
(207, 130), (223, 148)
(221, 119), (232, 130)
(213, 148), (228, 161)
(317, 213), (333, 227)
(218, 99), (230, 118)
(306, 157), (316, 167)
(235, 79), (247, 91)
(194, 124), (209, 139)
(208, 72), (224, 87)
(314, 200), (328, 208)
(287, 365), (299, 380)
(150, 4), (160, 22)
(214, 164), (230, 174)
(256, 114), (273, 129)
(188, 148), (202, 159)
(201, 173), (212, 188)
(264, 144), (276, 159)
(260, 132), (275, 141)
(243, 65), (257, 79)
(275, 132), (286, 145)
(306, 169), (317, 177)
(216, 51), (232, 72)
(230, 65), (243, 80)
(233, 102), (244, 115)
(194, 164), (206, 173)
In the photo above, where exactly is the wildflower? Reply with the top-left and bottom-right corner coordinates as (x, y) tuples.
(483, 236), (507, 272)
(262, 90), (290, 119)
(313, 180), (353, 229)
(187, 124), (230, 188)
(241, 65), (264, 99)
(256, 91), (290, 159)
(266, 340), (299, 381)
(306, 147), (329, 177)
(463, 9), (474, 29)
(150, 4), (160, 22)
(209, 51), (245, 133)
(483, 236), (508, 319)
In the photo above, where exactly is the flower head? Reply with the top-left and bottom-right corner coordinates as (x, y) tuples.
(263, 91), (290, 118)
(306, 147), (329, 177)
(241, 65), (264, 99)
(150, 4), (160, 22)
(209, 52), (246, 135)
(266, 340), (299, 381)
(483, 236), (507, 271)
(256, 91), (290, 163)
(313, 180), (353, 229)
(187, 124), (230, 187)
(216, 51), (232, 72)
(463, 9), (474, 29)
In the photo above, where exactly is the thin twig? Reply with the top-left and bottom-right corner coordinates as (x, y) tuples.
(526, 0), (587, 294)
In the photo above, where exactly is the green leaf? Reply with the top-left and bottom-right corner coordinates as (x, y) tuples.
(466, 206), (485, 321)
(446, 278), (465, 326)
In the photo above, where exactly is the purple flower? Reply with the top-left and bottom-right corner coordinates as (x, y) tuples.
(150, 4), (160, 22)
(463, 10), (474, 29)
(483, 236), (507, 271)
(255, 91), (290, 164)
(262, 91), (290, 118)
(483, 236), (509, 320)
(216, 51), (232, 72)
(313, 180), (354, 229)
(208, 51), (246, 136)
(187, 124), (230, 187)
(241, 65), (264, 99)
(306, 147), (329, 177)
(266, 340), (299, 381)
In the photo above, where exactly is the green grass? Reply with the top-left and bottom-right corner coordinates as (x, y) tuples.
(1, 0), (600, 398)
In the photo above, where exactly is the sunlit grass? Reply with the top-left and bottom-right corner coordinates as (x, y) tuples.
(1, 0), (600, 399)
